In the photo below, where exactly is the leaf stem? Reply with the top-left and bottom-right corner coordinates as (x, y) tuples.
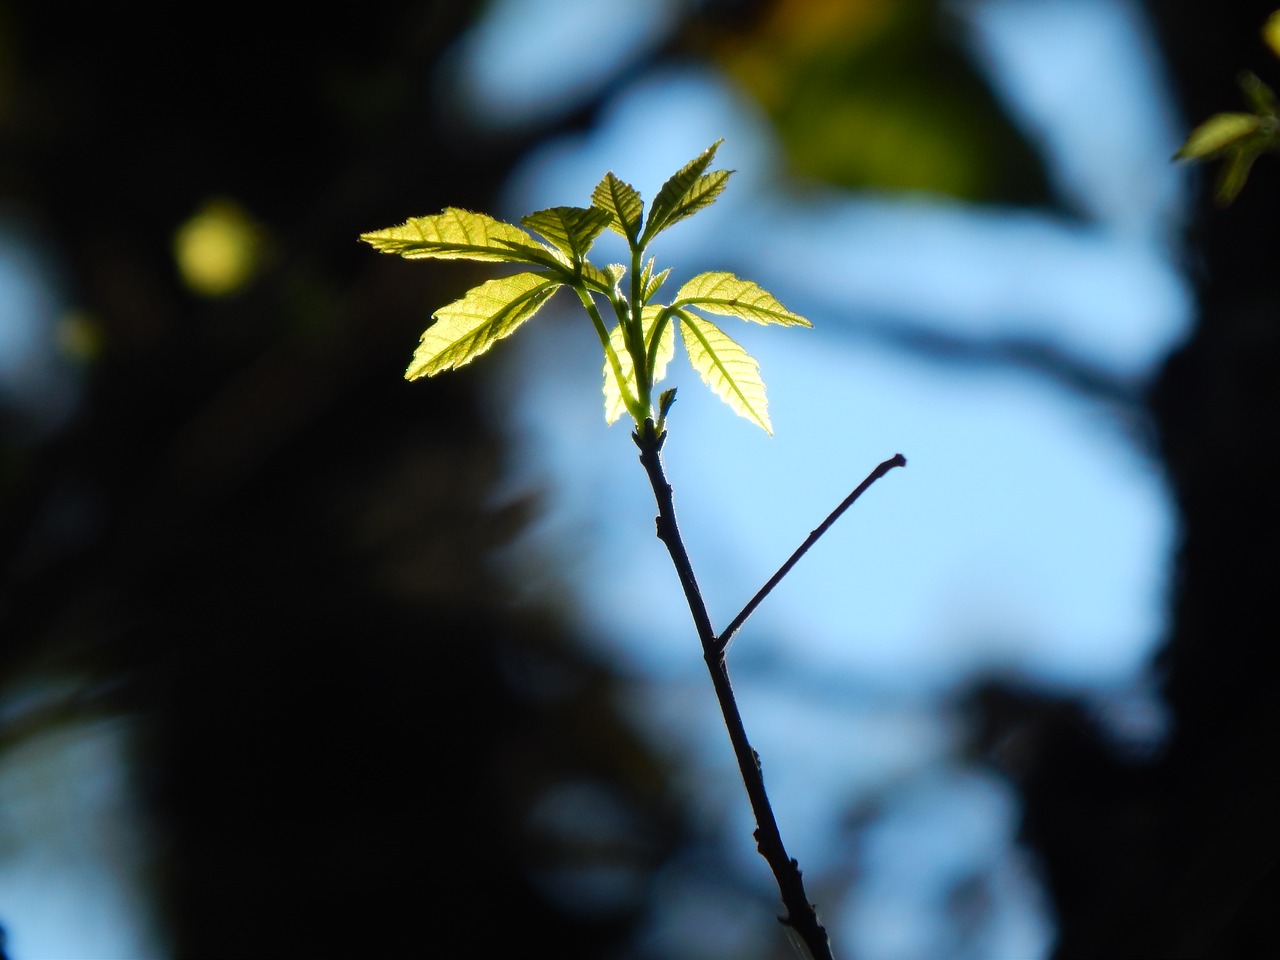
(626, 245), (650, 413)
(632, 422), (836, 960)
(716, 453), (907, 655)
(575, 285), (642, 423)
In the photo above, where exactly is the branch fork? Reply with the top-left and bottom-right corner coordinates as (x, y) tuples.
(633, 420), (905, 960)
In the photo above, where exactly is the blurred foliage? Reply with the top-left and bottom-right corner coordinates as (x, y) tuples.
(703, 0), (1051, 202)
(985, 3), (1280, 958)
(1175, 10), (1280, 203)
(173, 199), (267, 297)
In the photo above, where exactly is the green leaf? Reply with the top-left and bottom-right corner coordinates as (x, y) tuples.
(591, 173), (644, 242)
(604, 306), (674, 425)
(406, 272), (561, 379)
(658, 387), (678, 420)
(677, 311), (772, 434)
(521, 206), (612, 264)
(673, 272), (812, 327)
(1216, 146), (1262, 205)
(362, 208), (553, 265)
(640, 257), (672, 301)
(1240, 71), (1278, 116)
(1175, 112), (1262, 161)
(641, 140), (731, 245)
(582, 261), (626, 294)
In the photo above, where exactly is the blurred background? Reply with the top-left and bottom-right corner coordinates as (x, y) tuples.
(0, 0), (1276, 957)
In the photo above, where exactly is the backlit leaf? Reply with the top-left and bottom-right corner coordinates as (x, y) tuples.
(1175, 112), (1262, 161)
(604, 306), (674, 425)
(677, 311), (772, 434)
(521, 206), (612, 263)
(642, 141), (730, 245)
(591, 173), (644, 242)
(406, 272), (561, 379)
(361, 208), (553, 265)
(674, 272), (811, 327)
(640, 257), (672, 301)
(582, 261), (626, 294)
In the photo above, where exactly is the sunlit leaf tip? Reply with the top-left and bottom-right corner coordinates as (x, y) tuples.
(361, 208), (551, 264)
(674, 272), (811, 327)
(641, 140), (733, 246)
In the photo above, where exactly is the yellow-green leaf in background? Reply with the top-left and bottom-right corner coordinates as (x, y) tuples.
(361, 208), (554, 265)
(406, 272), (561, 379)
(1175, 112), (1262, 161)
(1239, 71), (1277, 115)
(1215, 147), (1263, 205)
(674, 272), (812, 327)
(1264, 10), (1280, 59)
(603, 306), (674, 425)
(677, 311), (772, 434)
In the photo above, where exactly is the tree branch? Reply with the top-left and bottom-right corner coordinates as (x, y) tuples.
(632, 419), (836, 960)
(717, 453), (906, 655)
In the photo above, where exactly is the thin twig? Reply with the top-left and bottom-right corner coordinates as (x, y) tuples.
(633, 420), (837, 960)
(717, 453), (906, 655)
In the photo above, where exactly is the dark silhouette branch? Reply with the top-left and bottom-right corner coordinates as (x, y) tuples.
(633, 420), (902, 960)
(717, 453), (906, 655)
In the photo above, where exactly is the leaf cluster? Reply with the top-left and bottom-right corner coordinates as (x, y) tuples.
(360, 141), (810, 435)
(1175, 10), (1280, 204)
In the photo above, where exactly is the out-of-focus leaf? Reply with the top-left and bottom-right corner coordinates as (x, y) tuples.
(1264, 10), (1280, 59)
(1216, 147), (1262, 205)
(674, 272), (811, 327)
(1175, 112), (1263, 161)
(406, 272), (560, 379)
(677, 311), (772, 434)
(1239, 71), (1277, 115)
(711, 0), (1051, 203)
(361, 209), (553, 265)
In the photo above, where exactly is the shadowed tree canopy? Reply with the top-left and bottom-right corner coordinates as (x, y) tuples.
(0, 3), (686, 955)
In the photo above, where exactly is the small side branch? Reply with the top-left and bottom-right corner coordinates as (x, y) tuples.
(717, 453), (906, 655)
(633, 421), (835, 960)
